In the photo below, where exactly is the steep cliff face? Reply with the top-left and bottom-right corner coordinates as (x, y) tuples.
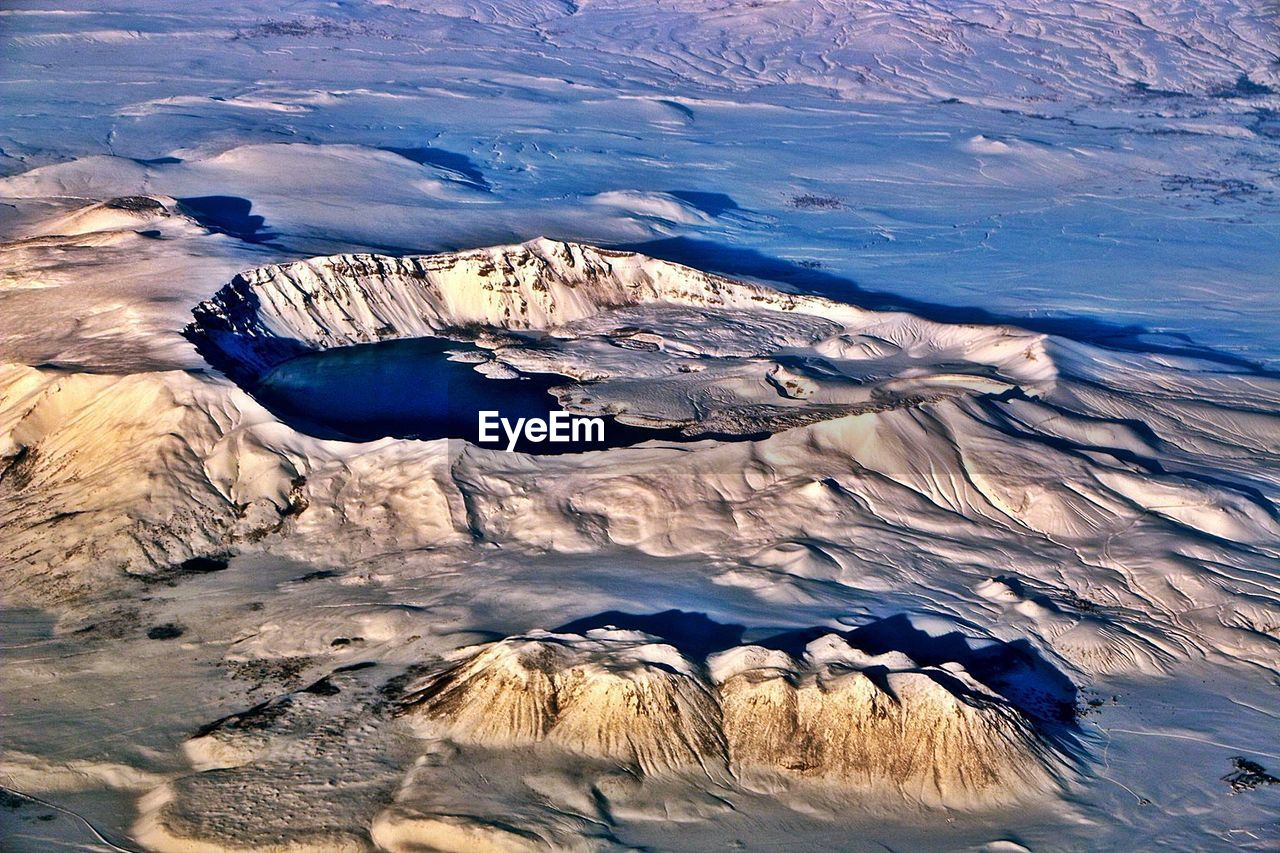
(189, 239), (810, 359)
(187, 239), (1054, 376)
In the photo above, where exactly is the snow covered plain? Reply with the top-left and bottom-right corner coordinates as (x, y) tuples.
(1, 0), (1278, 850)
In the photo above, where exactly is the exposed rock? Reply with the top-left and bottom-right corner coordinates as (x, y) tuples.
(713, 636), (1060, 805)
(402, 629), (726, 776)
(401, 627), (1066, 806)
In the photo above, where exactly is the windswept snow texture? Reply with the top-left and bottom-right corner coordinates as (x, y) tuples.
(1, 1), (1279, 852)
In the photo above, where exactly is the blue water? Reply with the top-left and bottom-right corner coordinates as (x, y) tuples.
(250, 336), (691, 453)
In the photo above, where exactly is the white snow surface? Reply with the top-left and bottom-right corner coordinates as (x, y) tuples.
(1, 0), (1279, 851)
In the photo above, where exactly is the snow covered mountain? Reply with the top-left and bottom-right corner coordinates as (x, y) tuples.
(2, 235), (1277, 846)
(1, 0), (1278, 850)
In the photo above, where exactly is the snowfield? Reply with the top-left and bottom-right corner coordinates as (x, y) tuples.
(1, 1), (1278, 851)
